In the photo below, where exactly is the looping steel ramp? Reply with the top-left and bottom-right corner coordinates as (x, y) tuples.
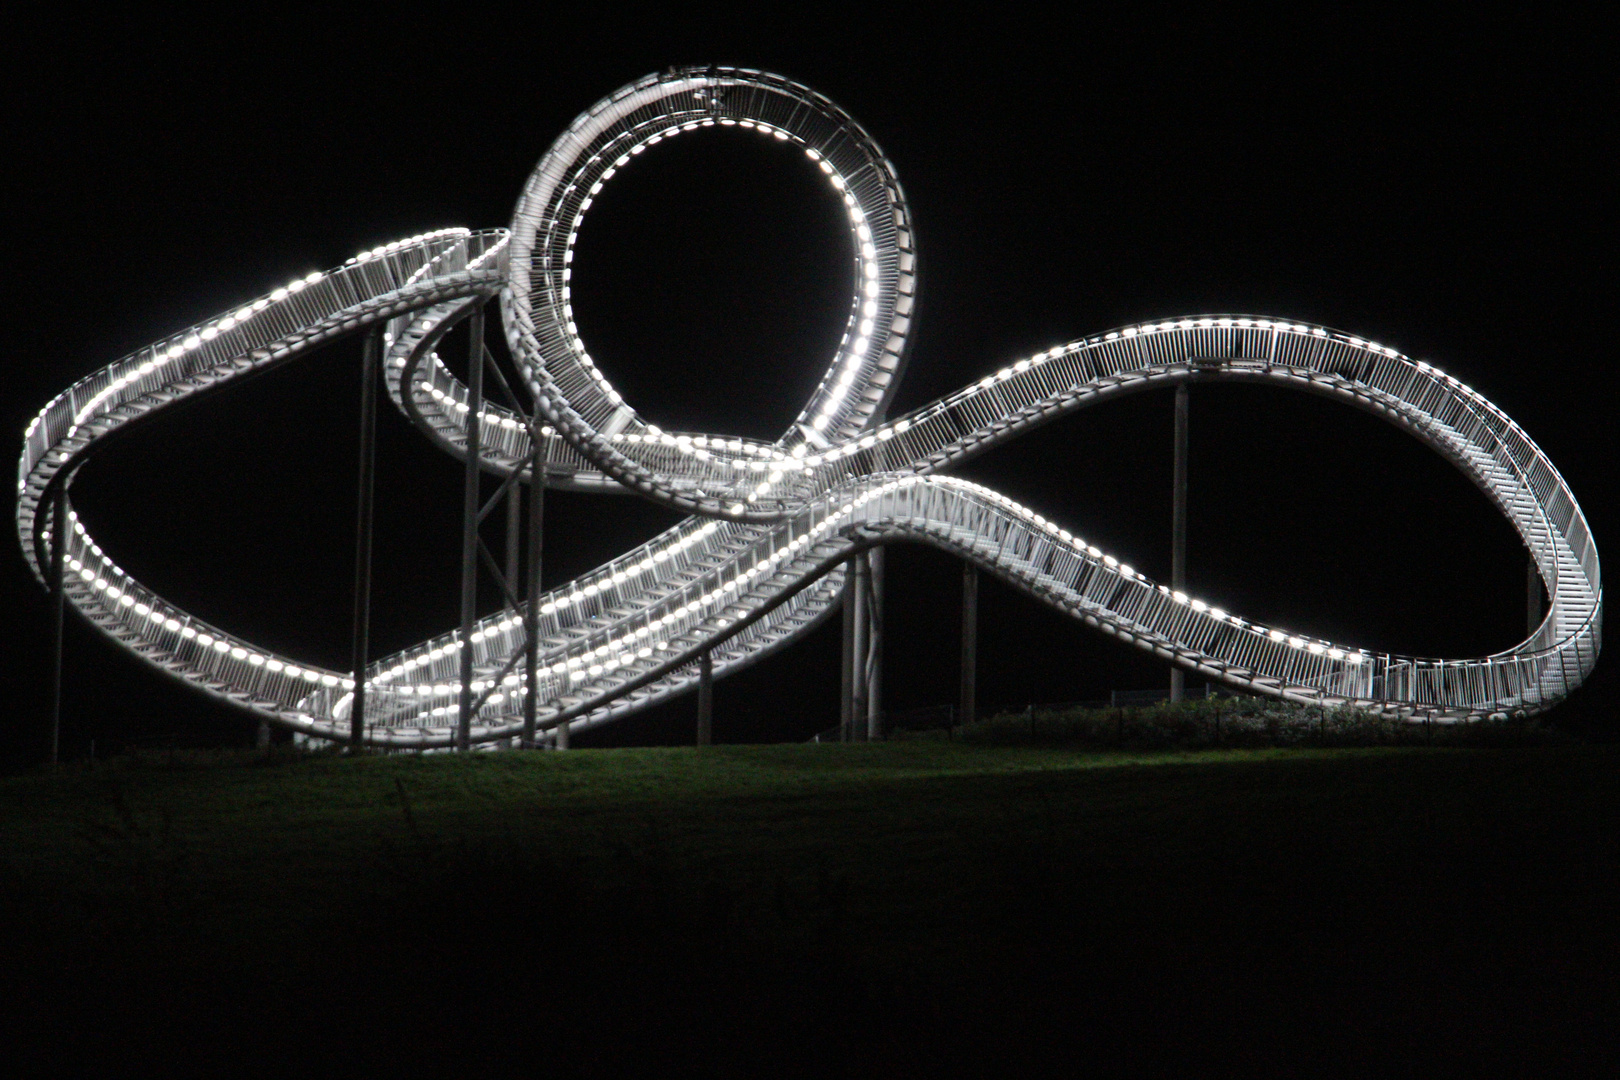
(18, 69), (1600, 746)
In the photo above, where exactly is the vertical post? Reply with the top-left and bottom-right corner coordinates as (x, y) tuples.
(850, 552), (869, 741)
(523, 442), (544, 750)
(350, 325), (380, 752)
(697, 649), (713, 746)
(866, 545), (884, 741)
(960, 564), (978, 729)
(1170, 381), (1188, 703)
(457, 303), (485, 753)
(1527, 557), (1542, 638)
(48, 481), (67, 768)
(506, 485), (521, 610)
(840, 558), (856, 741)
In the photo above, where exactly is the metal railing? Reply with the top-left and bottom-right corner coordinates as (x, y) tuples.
(17, 71), (1600, 747)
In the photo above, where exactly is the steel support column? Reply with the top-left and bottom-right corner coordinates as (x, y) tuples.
(697, 649), (713, 746)
(960, 563), (978, 728)
(350, 325), (380, 752)
(457, 303), (485, 752)
(840, 560), (856, 741)
(1170, 382), (1188, 703)
(505, 485), (521, 611)
(865, 545), (884, 741)
(524, 444), (544, 750)
(850, 553), (870, 740)
(47, 481), (67, 767)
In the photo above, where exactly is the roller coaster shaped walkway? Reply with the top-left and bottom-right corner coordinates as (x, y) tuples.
(18, 69), (1602, 748)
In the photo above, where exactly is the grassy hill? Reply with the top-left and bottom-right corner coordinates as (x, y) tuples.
(3, 742), (1615, 1073)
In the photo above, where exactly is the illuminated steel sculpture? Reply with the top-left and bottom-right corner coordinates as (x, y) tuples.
(17, 69), (1602, 748)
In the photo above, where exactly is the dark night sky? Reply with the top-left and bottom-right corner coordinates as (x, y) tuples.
(3, 11), (1613, 763)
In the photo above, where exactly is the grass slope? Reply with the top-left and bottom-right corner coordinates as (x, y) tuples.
(2, 744), (1616, 1074)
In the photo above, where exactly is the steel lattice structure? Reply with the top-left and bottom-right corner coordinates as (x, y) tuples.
(17, 68), (1602, 747)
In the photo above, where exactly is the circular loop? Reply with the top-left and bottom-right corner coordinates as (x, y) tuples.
(503, 66), (917, 520)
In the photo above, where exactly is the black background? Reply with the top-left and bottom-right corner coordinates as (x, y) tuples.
(3, 10), (1612, 766)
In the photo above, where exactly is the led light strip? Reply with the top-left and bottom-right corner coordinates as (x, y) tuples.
(504, 67), (917, 520)
(17, 72), (1600, 746)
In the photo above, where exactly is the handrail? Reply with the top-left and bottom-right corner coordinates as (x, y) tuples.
(16, 71), (1599, 746)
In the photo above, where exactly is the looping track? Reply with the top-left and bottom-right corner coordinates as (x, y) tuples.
(17, 69), (1600, 746)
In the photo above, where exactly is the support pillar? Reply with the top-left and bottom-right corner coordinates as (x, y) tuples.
(506, 484), (521, 611)
(457, 304), (485, 753)
(523, 441), (544, 750)
(1527, 556), (1542, 637)
(48, 481), (67, 768)
(1170, 382), (1188, 703)
(849, 553), (869, 741)
(350, 325), (380, 752)
(840, 557), (856, 741)
(697, 649), (713, 746)
(865, 546), (884, 741)
(960, 564), (978, 728)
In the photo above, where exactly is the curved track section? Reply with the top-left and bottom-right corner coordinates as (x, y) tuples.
(18, 70), (1601, 746)
(503, 67), (916, 520)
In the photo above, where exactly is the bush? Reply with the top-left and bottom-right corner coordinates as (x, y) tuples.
(940, 697), (1570, 750)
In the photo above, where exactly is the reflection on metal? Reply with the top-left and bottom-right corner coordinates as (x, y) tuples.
(17, 68), (1601, 751)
